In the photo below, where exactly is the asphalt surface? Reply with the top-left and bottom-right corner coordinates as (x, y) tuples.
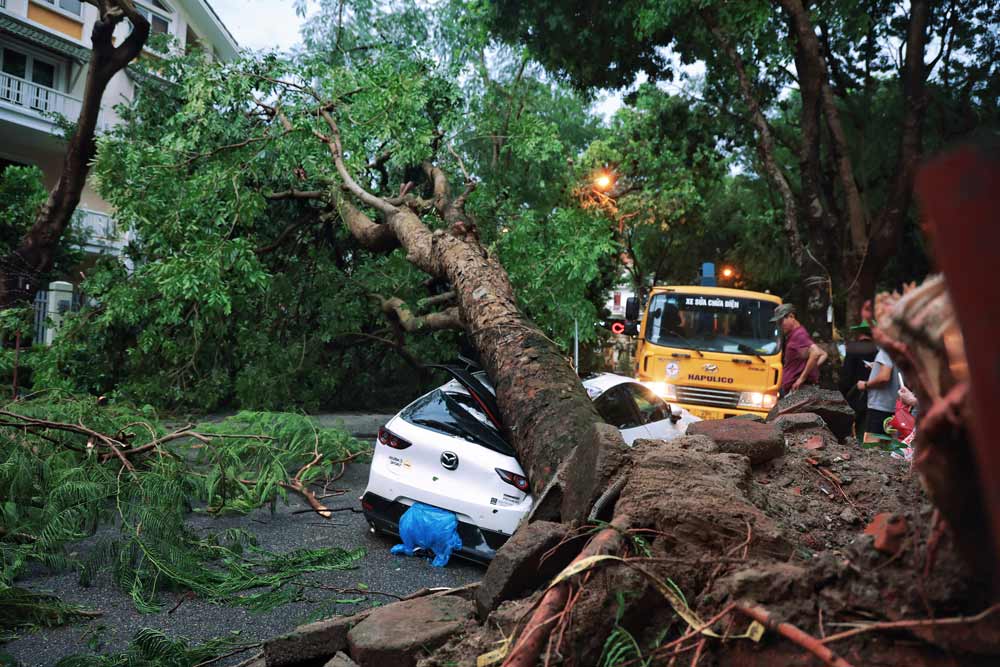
(2, 416), (483, 666)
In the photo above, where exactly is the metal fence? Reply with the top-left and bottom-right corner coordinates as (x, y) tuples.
(32, 290), (48, 343)
(32, 288), (81, 345)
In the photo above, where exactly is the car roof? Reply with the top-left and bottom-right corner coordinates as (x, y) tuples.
(438, 370), (635, 400)
(581, 373), (637, 398)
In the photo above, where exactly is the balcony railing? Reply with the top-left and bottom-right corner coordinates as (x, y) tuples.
(0, 70), (109, 131)
(77, 208), (129, 255)
(78, 209), (116, 240)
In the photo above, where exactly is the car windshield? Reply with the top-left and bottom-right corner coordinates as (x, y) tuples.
(400, 389), (514, 457)
(645, 293), (781, 355)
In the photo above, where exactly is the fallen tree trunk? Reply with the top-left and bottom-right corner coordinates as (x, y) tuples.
(316, 114), (617, 520)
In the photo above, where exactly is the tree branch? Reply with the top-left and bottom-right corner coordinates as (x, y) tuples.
(317, 109), (398, 216)
(376, 296), (463, 332)
(256, 214), (319, 256)
(417, 291), (457, 312)
(181, 129), (299, 167)
(2, 0), (148, 307)
(265, 189), (325, 201)
(779, 0), (868, 254)
(333, 194), (400, 253)
(702, 9), (805, 271)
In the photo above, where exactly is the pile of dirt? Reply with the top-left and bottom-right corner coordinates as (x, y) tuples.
(752, 413), (924, 554)
(422, 413), (996, 666)
(261, 394), (998, 667)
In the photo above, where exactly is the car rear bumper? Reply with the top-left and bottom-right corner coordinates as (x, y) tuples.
(361, 492), (509, 564)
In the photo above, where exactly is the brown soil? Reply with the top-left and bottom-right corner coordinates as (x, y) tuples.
(420, 420), (998, 666)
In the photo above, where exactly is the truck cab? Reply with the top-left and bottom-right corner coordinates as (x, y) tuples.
(631, 286), (783, 421)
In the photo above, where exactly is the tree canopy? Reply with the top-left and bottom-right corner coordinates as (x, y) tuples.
(6, 0), (995, 407)
(490, 0), (999, 326)
(28, 1), (614, 411)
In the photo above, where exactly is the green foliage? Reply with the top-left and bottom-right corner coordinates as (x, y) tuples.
(489, 0), (999, 316)
(52, 628), (253, 667)
(0, 588), (97, 642)
(0, 166), (47, 256)
(0, 165), (85, 290)
(496, 207), (615, 347)
(0, 396), (367, 632)
(193, 411), (366, 514)
(571, 83), (796, 296)
(597, 591), (671, 667)
(20, 1), (609, 410)
(600, 623), (647, 667)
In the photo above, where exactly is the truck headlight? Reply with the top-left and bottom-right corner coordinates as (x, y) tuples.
(738, 391), (777, 410)
(645, 382), (677, 400)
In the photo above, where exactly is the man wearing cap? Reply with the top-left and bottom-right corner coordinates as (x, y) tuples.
(839, 320), (878, 437)
(772, 304), (828, 397)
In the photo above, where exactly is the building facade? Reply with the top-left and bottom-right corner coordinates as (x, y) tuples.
(1, 0), (237, 342)
(0, 0), (238, 255)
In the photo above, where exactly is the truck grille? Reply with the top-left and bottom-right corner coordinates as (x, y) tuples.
(676, 385), (741, 409)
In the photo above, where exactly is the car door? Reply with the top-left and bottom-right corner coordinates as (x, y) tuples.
(593, 385), (650, 444)
(624, 382), (690, 441)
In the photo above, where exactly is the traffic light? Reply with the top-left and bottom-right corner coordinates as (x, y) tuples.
(600, 319), (638, 336)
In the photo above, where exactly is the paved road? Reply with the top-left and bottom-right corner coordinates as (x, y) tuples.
(314, 413), (393, 439)
(3, 416), (482, 666)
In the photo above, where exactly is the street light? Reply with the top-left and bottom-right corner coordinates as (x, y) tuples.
(593, 172), (613, 191)
(721, 267), (734, 279)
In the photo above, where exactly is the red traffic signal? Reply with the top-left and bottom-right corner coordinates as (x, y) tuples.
(611, 322), (625, 335)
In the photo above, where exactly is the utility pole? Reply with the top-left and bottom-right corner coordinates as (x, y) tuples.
(574, 318), (579, 373)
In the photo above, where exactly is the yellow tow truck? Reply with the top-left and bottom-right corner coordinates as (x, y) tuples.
(627, 285), (783, 421)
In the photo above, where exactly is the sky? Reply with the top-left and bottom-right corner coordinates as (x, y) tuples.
(206, 1), (634, 121)
(209, 0), (306, 52)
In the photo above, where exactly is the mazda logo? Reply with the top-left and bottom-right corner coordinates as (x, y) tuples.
(703, 363), (719, 373)
(440, 451), (459, 470)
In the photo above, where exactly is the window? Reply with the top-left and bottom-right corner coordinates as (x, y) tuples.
(625, 383), (670, 425)
(135, 0), (172, 37)
(39, 0), (83, 16)
(1, 49), (27, 78)
(593, 387), (641, 430)
(0, 48), (61, 111)
(645, 293), (781, 356)
(400, 389), (513, 457)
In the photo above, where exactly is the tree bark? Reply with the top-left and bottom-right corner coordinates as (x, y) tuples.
(0, 0), (149, 307)
(778, 0), (930, 326)
(702, 11), (806, 274)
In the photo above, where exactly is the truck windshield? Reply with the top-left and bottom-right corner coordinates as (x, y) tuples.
(645, 293), (781, 356)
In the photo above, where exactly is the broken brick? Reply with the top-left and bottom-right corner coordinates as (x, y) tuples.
(864, 512), (908, 554)
(804, 435), (825, 450)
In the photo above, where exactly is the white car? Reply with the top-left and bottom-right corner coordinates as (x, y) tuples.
(361, 370), (698, 563)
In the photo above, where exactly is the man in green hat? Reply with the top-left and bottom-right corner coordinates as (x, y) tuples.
(839, 320), (878, 437)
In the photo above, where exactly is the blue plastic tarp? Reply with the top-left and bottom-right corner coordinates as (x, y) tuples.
(390, 502), (463, 567)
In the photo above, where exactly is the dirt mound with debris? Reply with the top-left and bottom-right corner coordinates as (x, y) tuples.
(262, 399), (998, 667)
(751, 415), (924, 554)
(416, 424), (996, 666)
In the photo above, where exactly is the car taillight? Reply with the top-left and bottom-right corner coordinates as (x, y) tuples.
(377, 426), (412, 450)
(495, 468), (530, 493)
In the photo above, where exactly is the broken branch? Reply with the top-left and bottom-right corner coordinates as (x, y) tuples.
(819, 602), (1000, 645)
(377, 296), (463, 332)
(734, 604), (855, 667)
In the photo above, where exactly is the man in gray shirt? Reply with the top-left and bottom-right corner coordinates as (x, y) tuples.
(855, 347), (900, 443)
